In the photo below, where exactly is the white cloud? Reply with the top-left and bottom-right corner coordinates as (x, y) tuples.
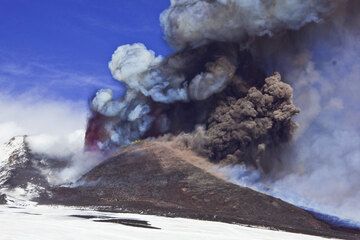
(0, 92), (103, 184)
(0, 91), (87, 144)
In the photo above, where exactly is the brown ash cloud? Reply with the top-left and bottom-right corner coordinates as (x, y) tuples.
(85, 42), (299, 172)
(85, 0), (344, 171)
(206, 73), (298, 170)
(82, 0), (360, 226)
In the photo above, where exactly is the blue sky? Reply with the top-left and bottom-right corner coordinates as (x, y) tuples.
(0, 0), (171, 101)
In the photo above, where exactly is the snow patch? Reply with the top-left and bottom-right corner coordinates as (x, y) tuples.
(0, 205), (330, 240)
(1, 183), (42, 206)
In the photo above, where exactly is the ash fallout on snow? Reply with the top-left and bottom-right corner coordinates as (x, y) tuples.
(85, 0), (360, 222)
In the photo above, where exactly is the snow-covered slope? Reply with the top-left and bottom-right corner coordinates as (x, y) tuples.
(0, 136), (28, 179)
(0, 205), (330, 240)
(0, 136), (49, 204)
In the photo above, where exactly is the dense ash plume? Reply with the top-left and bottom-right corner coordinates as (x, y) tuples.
(86, 42), (245, 151)
(85, 42), (240, 150)
(85, 43), (298, 169)
(85, 0), (347, 168)
(236, 0), (360, 223)
(84, 0), (360, 224)
(206, 73), (298, 170)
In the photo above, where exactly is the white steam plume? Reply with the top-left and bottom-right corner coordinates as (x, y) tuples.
(108, 43), (188, 103)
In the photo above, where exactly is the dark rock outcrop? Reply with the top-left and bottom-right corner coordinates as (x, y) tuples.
(0, 194), (6, 204)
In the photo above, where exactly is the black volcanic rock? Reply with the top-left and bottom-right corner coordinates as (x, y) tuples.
(46, 141), (359, 240)
(0, 194), (6, 204)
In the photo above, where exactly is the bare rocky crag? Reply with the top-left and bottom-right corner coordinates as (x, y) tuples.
(0, 136), (50, 201)
(0, 136), (67, 203)
(44, 141), (359, 240)
(0, 194), (6, 204)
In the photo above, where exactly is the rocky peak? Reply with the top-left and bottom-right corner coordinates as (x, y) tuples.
(0, 136), (29, 185)
(0, 136), (49, 203)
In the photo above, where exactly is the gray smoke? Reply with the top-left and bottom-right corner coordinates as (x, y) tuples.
(87, 0), (359, 225)
(88, 0), (342, 151)
(105, 43), (237, 105)
(91, 87), (153, 147)
(160, 0), (342, 49)
(237, 0), (360, 224)
(206, 73), (299, 170)
(87, 42), (240, 149)
(87, 0), (343, 151)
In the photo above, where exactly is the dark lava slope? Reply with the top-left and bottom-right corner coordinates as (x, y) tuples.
(46, 141), (359, 240)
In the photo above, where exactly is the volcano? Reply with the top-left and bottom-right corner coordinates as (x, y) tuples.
(36, 139), (358, 239)
(0, 136), (359, 239)
(1, 1), (360, 240)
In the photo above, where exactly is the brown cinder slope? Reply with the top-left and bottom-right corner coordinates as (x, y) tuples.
(47, 141), (359, 240)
